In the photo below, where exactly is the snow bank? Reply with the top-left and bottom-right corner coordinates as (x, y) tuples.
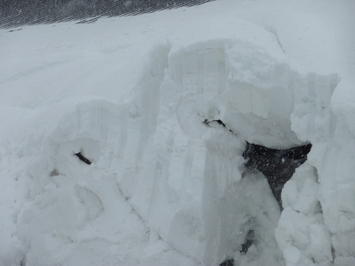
(11, 38), (336, 266)
(0, 0), (352, 265)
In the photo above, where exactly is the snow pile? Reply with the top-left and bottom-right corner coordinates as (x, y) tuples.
(285, 77), (355, 265)
(0, 0), (353, 266)
(276, 165), (333, 266)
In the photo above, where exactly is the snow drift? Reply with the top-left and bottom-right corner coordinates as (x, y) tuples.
(0, 1), (352, 266)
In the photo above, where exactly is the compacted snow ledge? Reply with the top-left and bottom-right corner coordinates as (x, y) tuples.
(1, 2), (351, 265)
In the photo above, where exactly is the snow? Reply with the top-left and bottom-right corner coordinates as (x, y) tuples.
(0, 0), (354, 265)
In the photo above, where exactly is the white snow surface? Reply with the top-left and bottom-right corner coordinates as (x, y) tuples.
(0, 0), (354, 265)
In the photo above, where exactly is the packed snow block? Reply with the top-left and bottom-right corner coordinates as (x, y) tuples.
(15, 100), (155, 265)
(334, 257), (355, 266)
(281, 164), (320, 215)
(276, 164), (333, 266)
(291, 72), (339, 144)
(314, 139), (355, 257)
(276, 208), (333, 266)
(146, 38), (335, 265)
(243, 142), (312, 207)
(291, 75), (355, 262)
(10, 24), (341, 266)
(332, 231), (355, 257)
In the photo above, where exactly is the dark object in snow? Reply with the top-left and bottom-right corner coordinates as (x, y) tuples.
(243, 142), (312, 208)
(220, 258), (234, 266)
(74, 152), (92, 165)
(240, 230), (255, 254)
(203, 119), (235, 135)
(202, 117), (312, 208)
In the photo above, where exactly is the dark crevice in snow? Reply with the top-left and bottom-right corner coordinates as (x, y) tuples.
(203, 117), (312, 208)
(240, 229), (255, 254)
(220, 258), (234, 266)
(74, 151), (92, 165)
(203, 119), (237, 135)
(243, 142), (312, 208)
(331, 245), (336, 263)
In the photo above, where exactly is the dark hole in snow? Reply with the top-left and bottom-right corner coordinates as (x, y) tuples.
(74, 152), (92, 165)
(243, 142), (312, 208)
(240, 229), (255, 254)
(203, 119), (236, 135)
(203, 118), (312, 208)
(204, 118), (311, 263)
(203, 118), (227, 128)
(220, 258), (234, 266)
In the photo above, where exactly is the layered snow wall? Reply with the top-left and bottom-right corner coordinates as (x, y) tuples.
(4, 31), (345, 266)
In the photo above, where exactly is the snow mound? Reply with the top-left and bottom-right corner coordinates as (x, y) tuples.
(8, 34), (338, 266)
(1, 3), (349, 265)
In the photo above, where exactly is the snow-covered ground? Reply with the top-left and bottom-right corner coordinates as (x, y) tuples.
(0, 0), (354, 265)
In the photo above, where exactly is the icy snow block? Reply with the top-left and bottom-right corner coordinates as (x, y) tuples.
(276, 208), (333, 266)
(281, 164), (320, 215)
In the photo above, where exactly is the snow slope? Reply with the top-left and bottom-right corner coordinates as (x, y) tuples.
(0, 0), (354, 265)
